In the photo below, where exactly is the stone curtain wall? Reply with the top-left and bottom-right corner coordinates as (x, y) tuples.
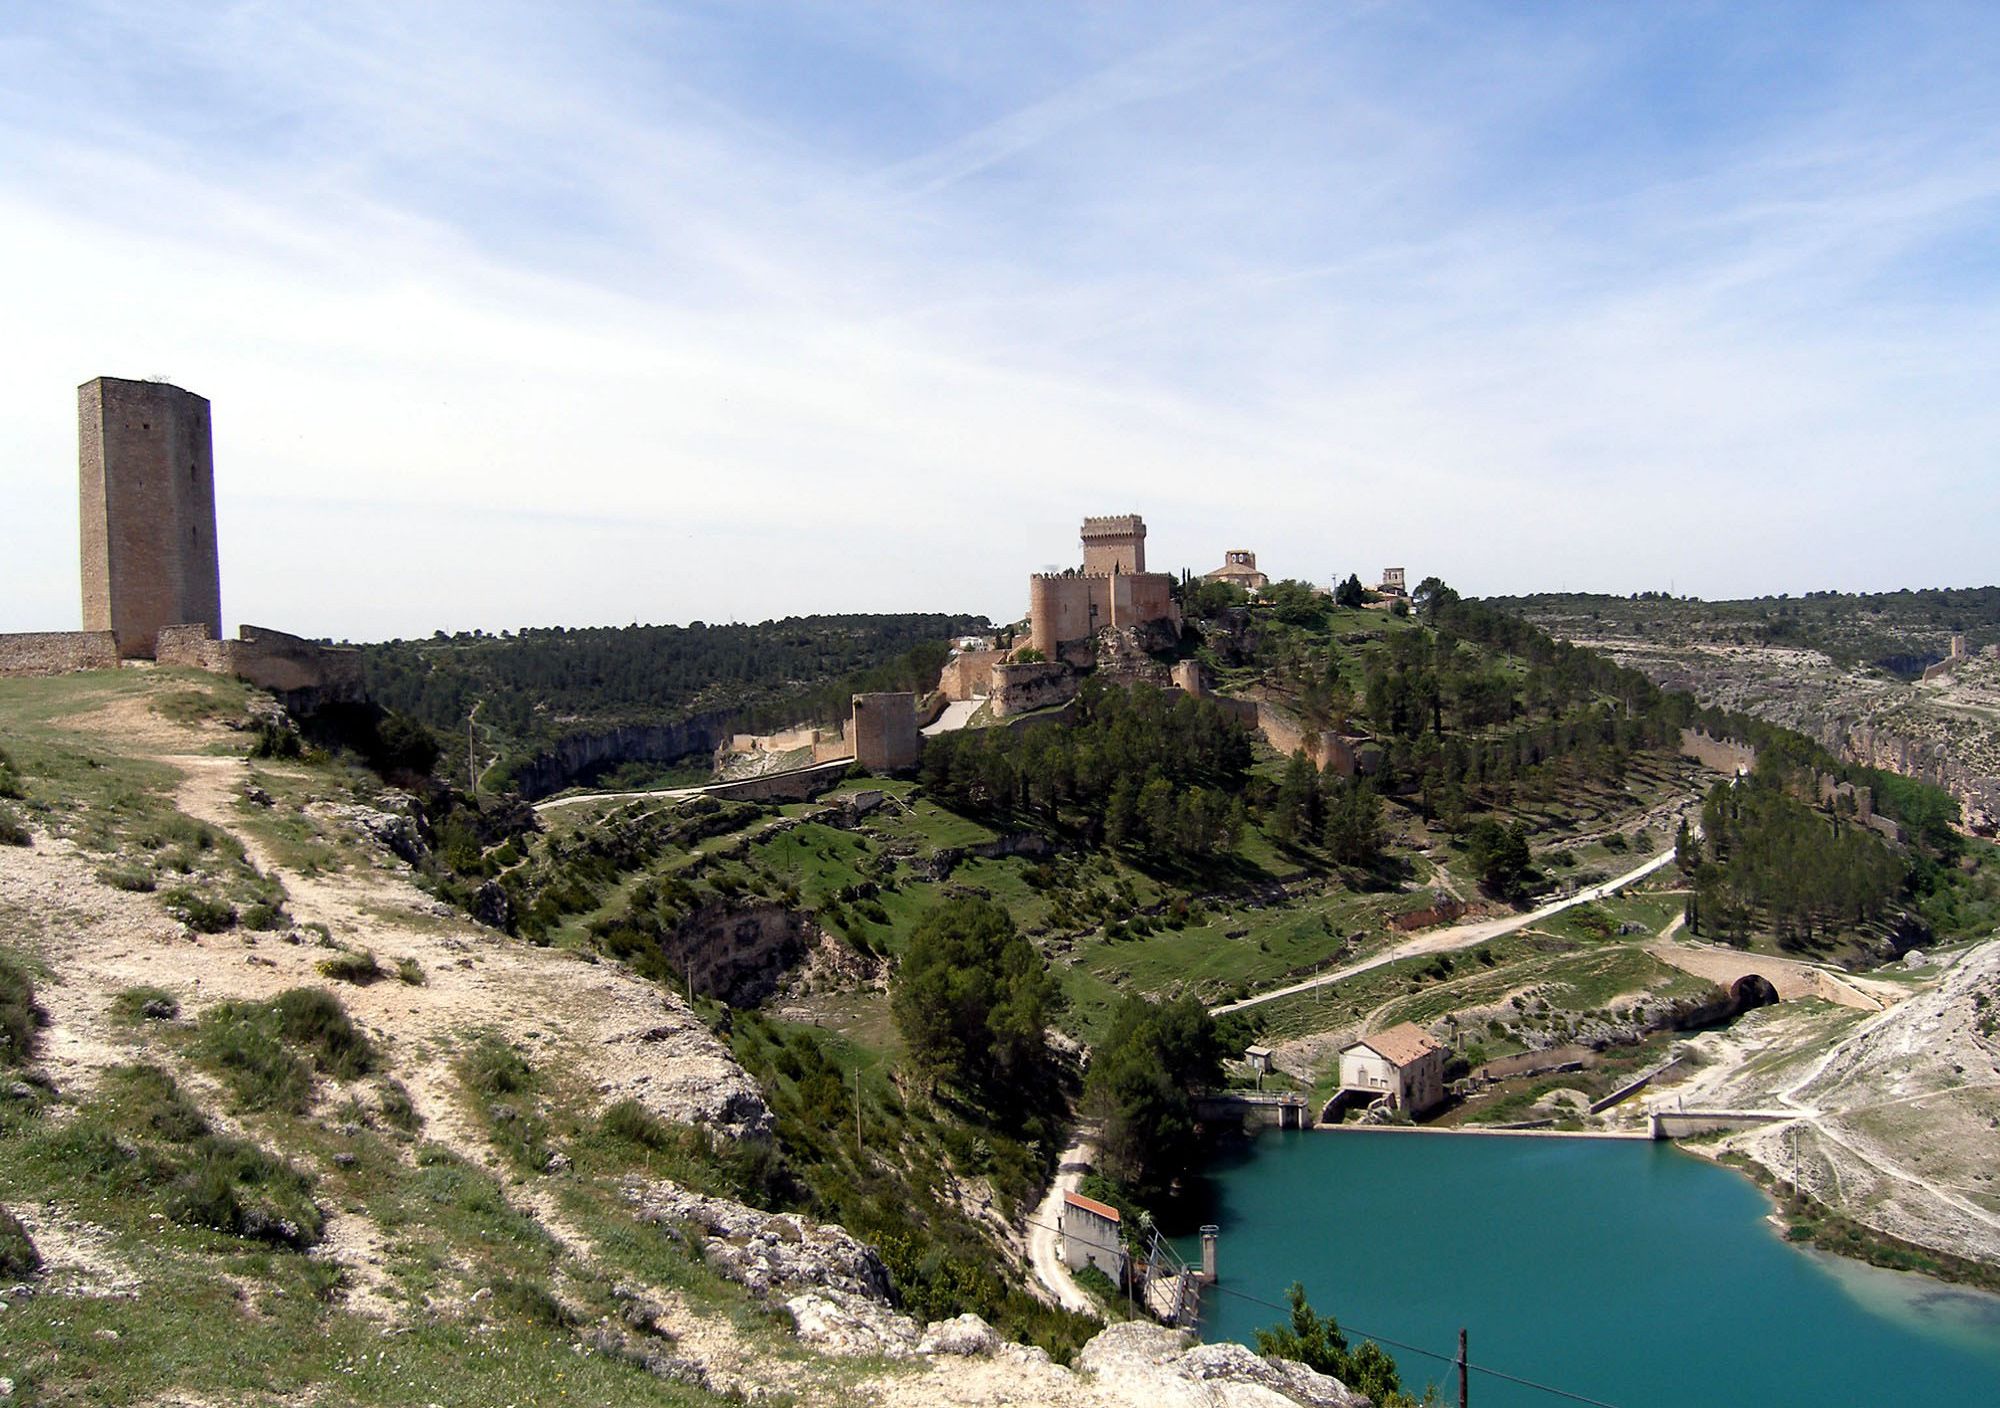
(940, 649), (1007, 701)
(154, 623), (233, 672)
(990, 662), (1079, 718)
(155, 624), (364, 710)
(0, 631), (120, 676)
(1679, 728), (1758, 776)
(1254, 701), (1358, 777)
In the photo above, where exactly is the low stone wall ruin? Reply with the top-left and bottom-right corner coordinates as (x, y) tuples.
(0, 630), (119, 676)
(155, 623), (363, 711)
(990, 661), (1078, 717)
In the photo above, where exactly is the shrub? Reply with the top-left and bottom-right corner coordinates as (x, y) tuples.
(494, 1277), (573, 1328)
(600, 1097), (672, 1150)
(163, 1133), (322, 1247)
(395, 956), (426, 986)
(463, 1036), (534, 1098)
(240, 901), (287, 931)
(0, 1204), (40, 1279)
(97, 863), (156, 892)
(1, 951), (48, 1067)
(249, 720), (303, 759)
(317, 948), (383, 985)
(107, 1063), (211, 1143)
(111, 986), (181, 1023)
(162, 886), (237, 933)
(1073, 1262), (1118, 1305)
(0, 804), (30, 847)
(194, 988), (377, 1112)
(0, 745), (23, 799)
(268, 988), (378, 1079)
(377, 1078), (423, 1134)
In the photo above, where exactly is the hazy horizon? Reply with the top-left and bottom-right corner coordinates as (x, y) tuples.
(6, 3), (1998, 640)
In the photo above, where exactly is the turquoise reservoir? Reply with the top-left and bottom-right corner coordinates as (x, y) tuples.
(1174, 1130), (2000, 1407)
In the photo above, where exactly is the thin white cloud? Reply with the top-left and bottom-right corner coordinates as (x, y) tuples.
(2, 2), (1998, 640)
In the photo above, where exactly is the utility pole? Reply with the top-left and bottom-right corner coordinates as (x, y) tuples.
(466, 700), (483, 798)
(1457, 1327), (1468, 1408)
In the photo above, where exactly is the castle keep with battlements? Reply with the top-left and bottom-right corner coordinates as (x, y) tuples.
(1027, 514), (1182, 661)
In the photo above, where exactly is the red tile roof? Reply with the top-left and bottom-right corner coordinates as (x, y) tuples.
(1349, 1021), (1444, 1068)
(1062, 1190), (1121, 1222)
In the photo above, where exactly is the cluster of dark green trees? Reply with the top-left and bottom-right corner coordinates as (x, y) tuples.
(890, 898), (1066, 1106)
(919, 681), (1254, 865)
(357, 613), (984, 776)
(1083, 994), (1229, 1208)
(1683, 771), (1906, 951)
(1255, 1284), (1417, 1407)
(1268, 752), (1384, 865)
(889, 900), (1231, 1213)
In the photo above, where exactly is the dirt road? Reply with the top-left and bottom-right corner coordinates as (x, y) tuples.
(1025, 1134), (1098, 1314)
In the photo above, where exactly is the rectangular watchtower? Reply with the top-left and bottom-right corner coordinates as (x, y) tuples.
(79, 377), (221, 659)
(1080, 514), (1146, 575)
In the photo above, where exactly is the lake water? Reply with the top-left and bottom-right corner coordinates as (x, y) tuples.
(1173, 1130), (2000, 1407)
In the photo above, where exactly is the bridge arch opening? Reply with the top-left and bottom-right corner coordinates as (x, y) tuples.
(1730, 973), (1780, 1012)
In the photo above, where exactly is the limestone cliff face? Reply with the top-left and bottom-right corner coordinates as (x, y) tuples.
(658, 901), (814, 1007)
(509, 713), (735, 799)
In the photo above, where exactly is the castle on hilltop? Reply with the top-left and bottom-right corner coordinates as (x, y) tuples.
(1027, 514), (1182, 662)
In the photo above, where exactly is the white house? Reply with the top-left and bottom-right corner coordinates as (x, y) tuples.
(1059, 1190), (1126, 1282)
(1338, 1022), (1447, 1115)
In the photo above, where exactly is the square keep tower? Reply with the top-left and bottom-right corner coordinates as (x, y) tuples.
(78, 377), (221, 659)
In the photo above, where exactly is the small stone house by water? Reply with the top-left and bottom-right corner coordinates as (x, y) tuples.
(1060, 1190), (1127, 1283)
(1338, 1022), (1446, 1115)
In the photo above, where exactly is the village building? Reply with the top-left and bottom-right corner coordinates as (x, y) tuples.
(1337, 1022), (1446, 1116)
(1377, 567), (1408, 598)
(1204, 549), (1269, 592)
(1059, 1189), (1127, 1283)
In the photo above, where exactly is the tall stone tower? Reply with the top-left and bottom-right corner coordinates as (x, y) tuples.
(1080, 514), (1146, 575)
(78, 377), (221, 659)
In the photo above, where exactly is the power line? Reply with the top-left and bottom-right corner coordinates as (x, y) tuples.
(1020, 1212), (1623, 1408)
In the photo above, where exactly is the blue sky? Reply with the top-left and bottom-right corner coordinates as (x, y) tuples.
(3, 2), (1997, 639)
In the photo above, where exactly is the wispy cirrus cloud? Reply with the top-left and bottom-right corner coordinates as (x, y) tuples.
(2, 1), (1998, 638)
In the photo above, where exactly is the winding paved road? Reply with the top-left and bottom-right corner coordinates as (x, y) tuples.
(1210, 846), (1683, 1017)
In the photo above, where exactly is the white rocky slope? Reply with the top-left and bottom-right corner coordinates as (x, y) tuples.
(1728, 939), (2000, 1264)
(0, 686), (1367, 1407)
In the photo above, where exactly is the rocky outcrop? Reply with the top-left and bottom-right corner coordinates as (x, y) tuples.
(509, 713), (737, 801)
(597, 1013), (774, 1140)
(656, 902), (814, 1007)
(915, 831), (1056, 881)
(624, 1181), (892, 1302)
(1077, 1323), (1370, 1407)
(1740, 936), (2000, 1267)
(311, 793), (428, 866)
